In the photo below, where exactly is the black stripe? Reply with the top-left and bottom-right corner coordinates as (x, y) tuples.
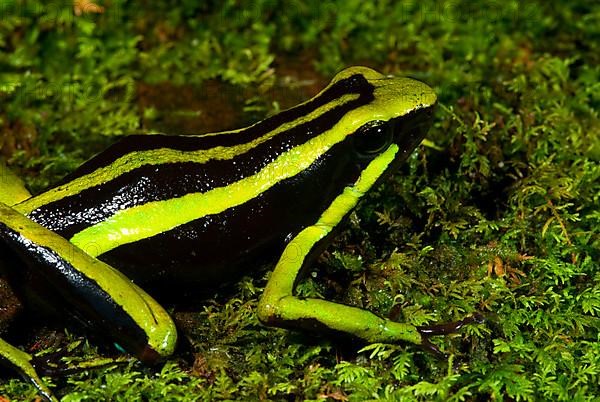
(28, 82), (375, 238)
(63, 74), (373, 180)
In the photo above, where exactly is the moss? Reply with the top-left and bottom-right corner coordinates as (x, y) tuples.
(1, 0), (598, 400)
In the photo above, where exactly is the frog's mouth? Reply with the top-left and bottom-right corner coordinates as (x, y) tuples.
(391, 103), (437, 155)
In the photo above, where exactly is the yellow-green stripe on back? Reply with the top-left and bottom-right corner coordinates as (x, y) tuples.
(15, 93), (361, 215)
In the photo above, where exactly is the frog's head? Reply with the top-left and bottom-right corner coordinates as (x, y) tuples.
(258, 66), (437, 219)
(325, 66), (437, 168)
(285, 66), (436, 196)
(249, 66), (437, 246)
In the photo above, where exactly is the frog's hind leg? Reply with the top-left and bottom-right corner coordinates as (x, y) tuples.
(0, 202), (177, 401)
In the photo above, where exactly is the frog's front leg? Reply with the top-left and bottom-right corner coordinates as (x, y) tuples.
(0, 202), (177, 400)
(258, 144), (467, 350)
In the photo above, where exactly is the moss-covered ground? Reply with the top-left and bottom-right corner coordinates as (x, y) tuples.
(0, 1), (598, 400)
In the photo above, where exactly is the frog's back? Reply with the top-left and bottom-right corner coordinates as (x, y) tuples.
(15, 70), (385, 287)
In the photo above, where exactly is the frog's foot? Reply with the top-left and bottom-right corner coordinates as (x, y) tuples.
(0, 337), (57, 402)
(31, 349), (69, 377)
(32, 348), (130, 377)
(416, 313), (485, 358)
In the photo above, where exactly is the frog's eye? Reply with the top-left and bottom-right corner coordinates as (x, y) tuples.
(353, 121), (393, 157)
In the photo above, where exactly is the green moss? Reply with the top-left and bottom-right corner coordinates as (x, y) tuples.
(1, 0), (599, 400)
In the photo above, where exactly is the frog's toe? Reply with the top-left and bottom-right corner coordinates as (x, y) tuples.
(417, 313), (485, 336)
(417, 336), (447, 359)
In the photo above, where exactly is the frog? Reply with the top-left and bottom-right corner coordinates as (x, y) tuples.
(0, 66), (467, 401)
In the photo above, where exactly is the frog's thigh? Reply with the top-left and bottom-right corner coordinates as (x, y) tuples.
(0, 202), (177, 401)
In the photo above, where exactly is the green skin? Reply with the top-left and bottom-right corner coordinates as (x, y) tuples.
(0, 67), (442, 401)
